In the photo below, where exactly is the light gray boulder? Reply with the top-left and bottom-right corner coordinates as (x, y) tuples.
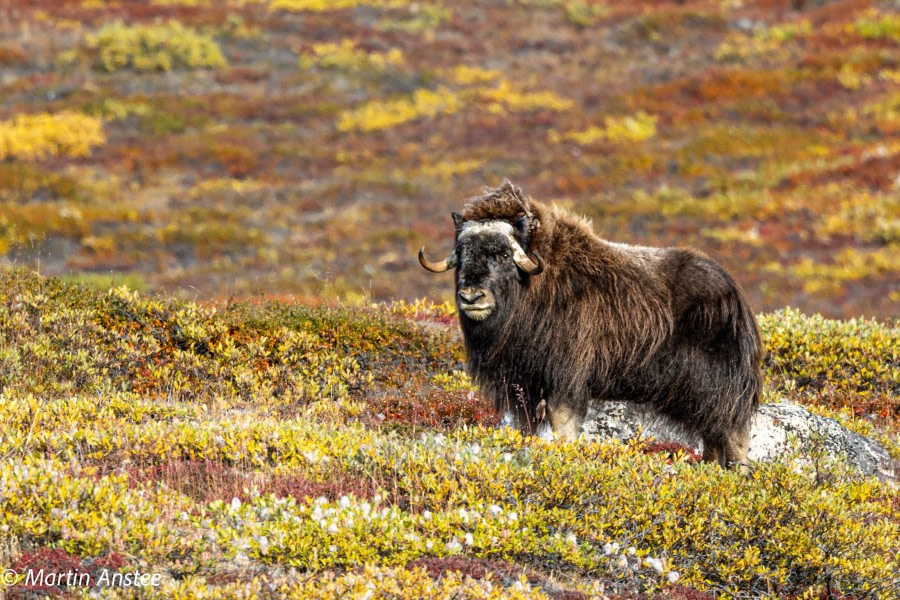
(582, 401), (898, 482)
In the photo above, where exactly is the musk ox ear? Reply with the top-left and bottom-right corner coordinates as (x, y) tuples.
(514, 214), (539, 247)
(452, 212), (464, 232)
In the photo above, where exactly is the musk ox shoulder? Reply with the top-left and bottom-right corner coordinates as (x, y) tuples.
(419, 181), (764, 468)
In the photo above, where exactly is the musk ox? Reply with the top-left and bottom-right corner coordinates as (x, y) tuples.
(419, 181), (763, 467)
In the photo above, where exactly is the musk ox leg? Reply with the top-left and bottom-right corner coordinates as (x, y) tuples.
(723, 427), (751, 469)
(548, 404), (585, 441)
(702, 427), (751, 470)
(701, 441), (723, 467)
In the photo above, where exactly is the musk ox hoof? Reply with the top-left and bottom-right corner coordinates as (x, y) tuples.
(726, 461), (752, 477)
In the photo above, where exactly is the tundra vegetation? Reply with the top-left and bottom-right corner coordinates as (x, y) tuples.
(0, 269), (898, 599)
(0, 0), (896, 318)
(0, 0), (898, 597)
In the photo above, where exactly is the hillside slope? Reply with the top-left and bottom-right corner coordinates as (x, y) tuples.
(0, 269), (897, 599)
(0, 0), (897, 317)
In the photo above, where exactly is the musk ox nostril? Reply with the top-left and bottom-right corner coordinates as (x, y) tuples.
(458, 288), (485, 304)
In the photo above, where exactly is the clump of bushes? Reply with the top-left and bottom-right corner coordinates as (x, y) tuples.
(853, 10), (900, 41)
(0, 112), (105, 161)
(551, 111), (658, 145)
(337, 87), (463, 132)
(760, 308), (898, 421)
(298, 38), (404, 72)
(87, 20), (227, 72)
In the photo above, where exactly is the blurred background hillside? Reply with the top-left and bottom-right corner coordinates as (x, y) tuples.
(0, 0), (897, 318)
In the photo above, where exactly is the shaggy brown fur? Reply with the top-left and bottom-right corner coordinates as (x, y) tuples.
(425, 181), (764, 467)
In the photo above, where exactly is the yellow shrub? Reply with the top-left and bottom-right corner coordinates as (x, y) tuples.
(98, 567), (551, 599)
(414, 158), (483, 180)
(816, 191), (899, 243)
(151, 0), (210, 5)
(88, 20), (227, 72)
(553, 111), (658, 145)
(0, 112), (105, 161)
(476, 80), (574, 113)
(337, 88), (463, 132)
(765, 247), (900, 294)
(431, 370), (475, 392)
(603, 111), (658, 142)
(449, 64), (501, 86)
(271, 0), (408, 11)
(389, 298), (456, 318)
(853, 10), (900, 41)
(299, 39), (404, 72)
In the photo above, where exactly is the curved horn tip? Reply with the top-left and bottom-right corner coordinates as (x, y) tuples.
(524, 250), (544, 276)
(418, 247), (454, 273)
(507, 234), (544, 276)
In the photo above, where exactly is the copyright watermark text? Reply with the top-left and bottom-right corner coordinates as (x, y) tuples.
(1, 567), (161, 589)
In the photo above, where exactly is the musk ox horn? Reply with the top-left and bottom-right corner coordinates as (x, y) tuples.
(508, 237), (544, 275)
(521, 250), (544, 275)
(418, 247), (457, 273)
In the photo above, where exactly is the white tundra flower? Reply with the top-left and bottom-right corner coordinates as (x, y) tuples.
(230, 497), (242, 511)
(464, 533), (474, 546)
(645, 557), (664, 573)
(667, 571), (680, 583)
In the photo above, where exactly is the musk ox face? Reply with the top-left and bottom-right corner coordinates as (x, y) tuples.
(456, 221), (522, 321)
(419, 215), (543, 322)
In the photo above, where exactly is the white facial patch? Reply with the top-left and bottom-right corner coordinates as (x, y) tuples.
(459, 220), (516, 239)
(459, 220), (532, 265)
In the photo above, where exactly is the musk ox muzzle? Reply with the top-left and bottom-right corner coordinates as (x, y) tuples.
(456, 286), (496, 321)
